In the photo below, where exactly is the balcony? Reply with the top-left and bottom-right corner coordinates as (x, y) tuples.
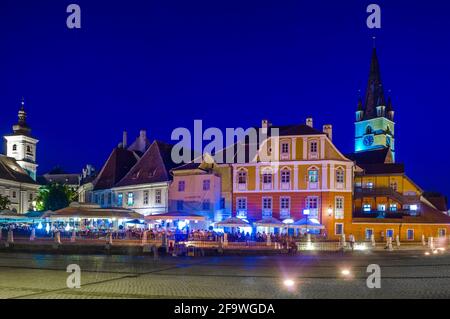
(354, 187), (420, 205)
(353, 210), (421, 219)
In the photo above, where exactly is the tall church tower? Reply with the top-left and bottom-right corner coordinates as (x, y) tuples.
(4, 99), (39, 180)
(355, 47), (395, 162)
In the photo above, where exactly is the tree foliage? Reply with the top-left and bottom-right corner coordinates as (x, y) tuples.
(36, 183), (78, 211)
(0, 194), (11, 211)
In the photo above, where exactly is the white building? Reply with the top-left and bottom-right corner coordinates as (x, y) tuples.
(1, 100), (40, 213)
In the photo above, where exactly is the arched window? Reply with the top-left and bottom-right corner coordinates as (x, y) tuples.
(280, 168), (291, 190)
(26, 145), (33, 155)
(366, 126), (373, 134)
(308, 167), (319, 183)
(281, 169), (290, 184)
(12, 144), (17, 151)
(262, 168), (273, 190)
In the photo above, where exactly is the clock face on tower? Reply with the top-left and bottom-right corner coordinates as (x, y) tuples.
(363, 135), (374, 147)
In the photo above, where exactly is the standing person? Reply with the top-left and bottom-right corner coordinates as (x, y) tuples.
(349, 233), (355, 251)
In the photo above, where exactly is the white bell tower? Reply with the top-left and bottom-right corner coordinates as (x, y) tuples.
(4, 98), (39, 181)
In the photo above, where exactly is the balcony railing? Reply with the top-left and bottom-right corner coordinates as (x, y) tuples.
(354, 187), (420, 204)
(353, 210), (421, 219)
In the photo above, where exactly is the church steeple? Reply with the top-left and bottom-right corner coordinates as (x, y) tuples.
(4, 97), (39, 180)
(362, 48), (386, 120)
(13, 98), (31, 136)
(354, 45), (396, 162)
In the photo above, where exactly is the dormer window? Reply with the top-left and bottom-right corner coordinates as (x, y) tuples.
(336, 167), (345, 189)
(309, 140), (319, 159)
(281, 142), (290, 160)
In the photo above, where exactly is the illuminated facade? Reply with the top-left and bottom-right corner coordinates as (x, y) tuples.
(1, 100), (39, 213)
(231, 120), (354, 240)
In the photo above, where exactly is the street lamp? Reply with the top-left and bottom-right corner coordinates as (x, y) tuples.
(327, 206), (333, 217)
(303, 209), (310, 235)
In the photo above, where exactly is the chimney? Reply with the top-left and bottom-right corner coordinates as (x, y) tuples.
(306, 118), (313, 128)
(261, 119), (270, 134)
(140, 130), (147, 140)
(323, 125), (333, 141)
(122, 131), (128, 149)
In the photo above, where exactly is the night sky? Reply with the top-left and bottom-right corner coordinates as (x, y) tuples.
(0, 1), (449, 198)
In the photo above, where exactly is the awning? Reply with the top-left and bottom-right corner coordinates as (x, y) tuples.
(48, 202), (144, 220)
(253, 217), (284, 228)
(215, 217), (250, 228)
(288, 218), (325, 230)
(145, 211), (205, 221)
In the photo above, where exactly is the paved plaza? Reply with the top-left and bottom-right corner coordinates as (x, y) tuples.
(0, 251), (449, 299)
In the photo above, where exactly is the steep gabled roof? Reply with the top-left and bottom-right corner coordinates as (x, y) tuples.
(114, 140), (177, 187)
(93, 148), (140, 190)
(0, 155), (37, 184)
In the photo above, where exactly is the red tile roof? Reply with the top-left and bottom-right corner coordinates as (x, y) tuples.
(93, 148), (140, 190)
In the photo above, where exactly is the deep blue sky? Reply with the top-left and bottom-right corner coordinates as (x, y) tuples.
(0, 0), (449, 197)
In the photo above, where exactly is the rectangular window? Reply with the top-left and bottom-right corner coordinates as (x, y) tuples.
(281, 170), (290, 184)
(101, 194), (105, 206)
(335, 223), (344, 235)
(407, 229), (414, 241)
(237, 171), (247, 184)
(237, 197), (247, 210)
(389, 204), (397, 212)
(438, 228), (446, 237)
(203, 179), (210, 191)
(178, 181), (185, 192)
(12, 191), (17, 199)
(127, 192), (134, 206)
(335, 197), (344, 219)
(281, 142), (289, 154)
(366, 182), (374, 189)
(263, 173), (272, 184)
(262, 197), (272, 218)
(155, 189), (162, 204)
(365, 229), (373, 240)
(386, 229), (394, 238)
(378, 204), (386, 212)
(363, 204), (371, 212)
(29, 193), (33, 201)
(107, 192), (112, 205)
(143, 190), (149, 205)
(117, 193), (123, 206)
(336, 169), (345, 184)
(202, 200), (210, 210)
(310, 141), (318, 153)
(308, 170), (319, 183)
(176, 200), (184, 211)
(280, 197), (290, 210)
(306, 196), (319, 218)
(220, 197), (225, 209)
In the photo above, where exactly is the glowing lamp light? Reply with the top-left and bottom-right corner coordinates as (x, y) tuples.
(37, 222), (43, 230)
(424, 252), (430, 256)
(410, 205), (418, 211)
(65, 224), (71, 232)
(303, 209), (310, 216)
(45, 223), (50, 233)
(283, 279), (295, 288)
(283, 219), (294, 224)
(433, 250), (439, 255)
(327, 207), (333, 216)
(341, 269), (351, 276)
